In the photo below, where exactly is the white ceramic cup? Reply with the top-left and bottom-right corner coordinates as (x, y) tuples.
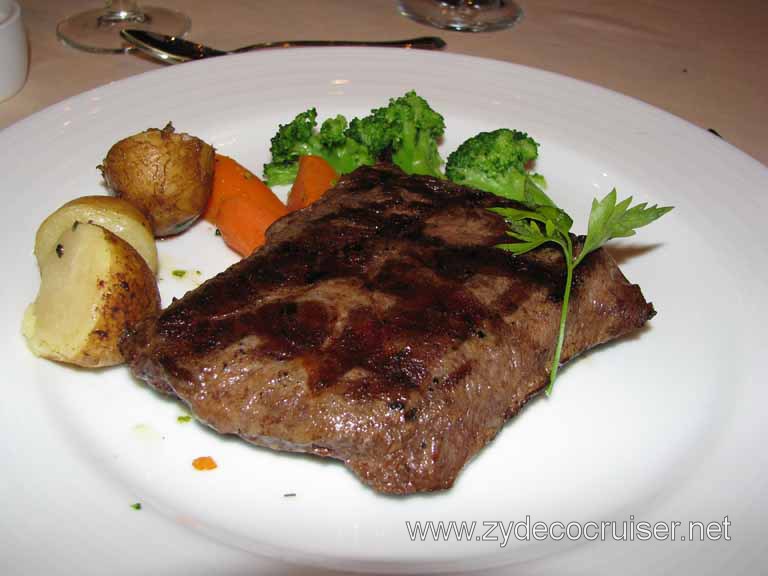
(0, 0), (28, 102)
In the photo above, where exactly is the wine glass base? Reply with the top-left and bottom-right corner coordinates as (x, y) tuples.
(398, 0), (523, 32)
(57, 5), (191, 54)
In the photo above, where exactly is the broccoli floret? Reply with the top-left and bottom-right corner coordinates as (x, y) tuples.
(263, 109), (373, 187)
(268, 108), (317, 163)
(317, 116), (374, 175)
(347, 90), (445, 177)
(346, 115), (392, 159)
(445, 129), (553, 206)
(262, 161), (299, 187)
(264, 91), (445, 186)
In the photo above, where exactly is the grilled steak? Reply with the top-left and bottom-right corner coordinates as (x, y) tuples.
(121, 163), (655, 494)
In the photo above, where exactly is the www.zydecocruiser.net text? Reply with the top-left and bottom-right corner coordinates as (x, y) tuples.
(405, 516), (731, 546)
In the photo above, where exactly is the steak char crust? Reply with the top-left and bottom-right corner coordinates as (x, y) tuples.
(121, 163), (655, 494)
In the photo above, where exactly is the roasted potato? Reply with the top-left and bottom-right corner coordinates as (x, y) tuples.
(34, 195), (159, 275)
(22, 222), (160, 368)
(101, 123), (215, 237)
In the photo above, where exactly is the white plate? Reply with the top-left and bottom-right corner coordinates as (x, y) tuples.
(1, 49), (766, 575)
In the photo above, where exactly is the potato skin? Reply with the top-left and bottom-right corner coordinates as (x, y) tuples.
(23, 223), (161, 368)
(34, 195), (159, 275)
(101, 124), (214, 237)
(76, 229), (161, 367)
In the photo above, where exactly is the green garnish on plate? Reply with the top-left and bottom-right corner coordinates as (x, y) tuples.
(492, 189), (672, 394)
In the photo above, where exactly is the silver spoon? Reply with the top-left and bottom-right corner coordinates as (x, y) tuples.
(121, 29), (446, 64)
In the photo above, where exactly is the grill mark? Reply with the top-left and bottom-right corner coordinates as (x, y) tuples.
(152, 165), (571, 399)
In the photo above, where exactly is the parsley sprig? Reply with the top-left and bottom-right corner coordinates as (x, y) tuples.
(492, 187), (672, 395)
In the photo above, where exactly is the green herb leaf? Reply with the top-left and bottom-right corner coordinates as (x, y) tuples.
(130, 502), (142, 510)
(493, 190), (672, 394)
(172, 269), (187, 278)
(523, 175), (557, 207)
(177, 415), (192, 423)
(578, 189), (673, 264)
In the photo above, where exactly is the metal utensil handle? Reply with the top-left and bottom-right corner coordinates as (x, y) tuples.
(232, 36), (446, 53)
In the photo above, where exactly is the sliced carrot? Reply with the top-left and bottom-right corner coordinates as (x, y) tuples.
(204, 154), (285, 223)
(216, 194), (278, 256)
(192, 456), (217, 471)
(204, 154), (240, 222)
(287, 155), (339, 212)
(203, 153), (287, 256)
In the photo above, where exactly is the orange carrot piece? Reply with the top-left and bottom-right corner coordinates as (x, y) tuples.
(192, 456), (217, 471)
(204, 155), (241, 222)
(287, 155), (339, 212)
(203, 153), (287, 256)
(216, 194), (284, 256)
(204, 154), (285, 223)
